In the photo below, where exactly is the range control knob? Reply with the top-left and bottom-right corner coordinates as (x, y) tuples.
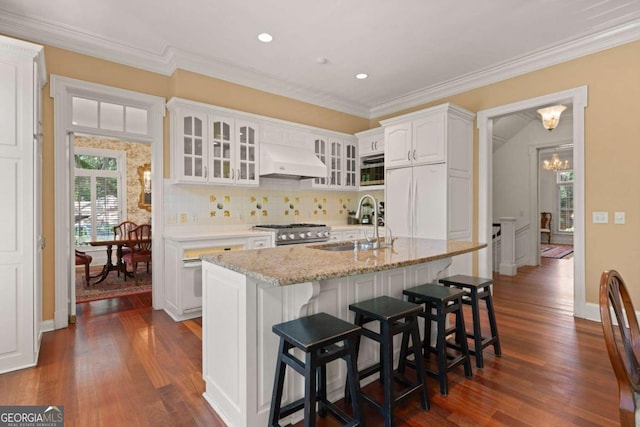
(316, 231), (324, 237)
(323, 231), (330, 237)
(280, 234), (287, 240)
(306, 231), (313, 237)
(289, 233), (296, 240)
(299, 233), (306, 238)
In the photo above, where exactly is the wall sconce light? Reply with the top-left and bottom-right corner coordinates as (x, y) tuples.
(537, 105), (567, 131)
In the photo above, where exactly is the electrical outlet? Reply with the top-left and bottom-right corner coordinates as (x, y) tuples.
(179, 213), (188, 223)
(614, 211), (626, 224)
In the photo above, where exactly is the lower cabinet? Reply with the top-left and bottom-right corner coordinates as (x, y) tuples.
(164, 233), (273, 321)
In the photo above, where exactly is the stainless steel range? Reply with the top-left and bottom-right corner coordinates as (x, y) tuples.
(253, 223), (331, 246)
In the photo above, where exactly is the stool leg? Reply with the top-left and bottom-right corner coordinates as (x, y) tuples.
(345, 336), (364, 426)
(398, 329), (410, 374)
(470, 289), (484, 369)
(397, 298), (415, 375)
(485, 292), (502, 356)
(345, 313), (364, 405)
(423, 302), (433, 360)
(317, 356), (327, 418)
(269, 339), (289, 427)
(381, 320), (394, 427)
(455, 299), (473, 378)
(304, 351), (317, 427)
(436, 303), (448, 395)
(410, 315), (429, 410)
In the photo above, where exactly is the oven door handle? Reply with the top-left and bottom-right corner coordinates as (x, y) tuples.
(182, 259), (203, 268)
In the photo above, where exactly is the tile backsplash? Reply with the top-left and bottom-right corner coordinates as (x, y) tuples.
(164, 180), (383, 227)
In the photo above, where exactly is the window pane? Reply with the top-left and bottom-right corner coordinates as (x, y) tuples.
(100, 102), (124, 131)
(72, 97), (98, 127)
(74, 176), (92, 246)
(75, 154), (118, 171)
(95, 176), (120, 241)
(125, 106), (147, 134)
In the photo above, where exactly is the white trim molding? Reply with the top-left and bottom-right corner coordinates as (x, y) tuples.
(0, 8), (636, 118)
(50, 75), (165, 329)
(477, 86), (588, 319)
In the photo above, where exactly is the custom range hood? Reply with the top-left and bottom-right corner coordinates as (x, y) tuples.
(259, 143), (327, 179)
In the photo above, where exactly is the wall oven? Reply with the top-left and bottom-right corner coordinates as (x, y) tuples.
(360, 153), (384, 187)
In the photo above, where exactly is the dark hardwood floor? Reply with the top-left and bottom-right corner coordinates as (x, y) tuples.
(0, 258), (620, 426)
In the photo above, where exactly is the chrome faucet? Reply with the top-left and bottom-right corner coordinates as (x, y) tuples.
(355, 194), (379, 249)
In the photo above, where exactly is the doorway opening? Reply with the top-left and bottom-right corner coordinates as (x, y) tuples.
(73, 134), (152, 305)
(478, 86), (588, 319)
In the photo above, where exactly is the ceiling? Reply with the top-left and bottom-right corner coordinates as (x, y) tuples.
(1, 0), (639, 118)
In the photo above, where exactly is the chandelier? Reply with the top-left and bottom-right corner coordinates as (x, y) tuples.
(537, 105), (567, 131)
(543, 153), (570, 171)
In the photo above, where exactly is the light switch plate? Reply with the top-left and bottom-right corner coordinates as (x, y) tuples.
(593, 211), (608, 224)
(614, 211), (626, 224)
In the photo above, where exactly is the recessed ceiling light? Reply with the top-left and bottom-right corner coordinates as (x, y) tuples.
(257, 33), (273, 43)
(355, 73), (368, 80)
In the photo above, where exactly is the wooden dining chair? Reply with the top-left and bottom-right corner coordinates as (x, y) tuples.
(114, 221), (137, 276)
(599, 270), (640, 427)
(123, 224), (152, 282)
(75, 249), (93, 286)
(540, 212), (552, 244)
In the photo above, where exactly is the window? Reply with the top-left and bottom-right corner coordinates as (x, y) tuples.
(74, 148), (126, 247)
(557, 170), (574, 232)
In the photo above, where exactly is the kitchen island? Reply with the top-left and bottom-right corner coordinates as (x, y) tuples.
(201, 237), (486, 427)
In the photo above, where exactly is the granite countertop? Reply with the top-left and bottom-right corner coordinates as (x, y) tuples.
(202, 237), (486, 286)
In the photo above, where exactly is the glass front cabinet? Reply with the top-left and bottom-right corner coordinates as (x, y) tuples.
(168, 99), (259, 186)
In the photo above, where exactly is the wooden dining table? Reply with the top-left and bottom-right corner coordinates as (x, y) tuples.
(88, 236), (152, 285)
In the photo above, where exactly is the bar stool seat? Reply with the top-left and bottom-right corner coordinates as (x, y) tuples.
(348, 296), (429, 427)
(269, 312), (364, 427)
(400, 283), (472, 395)
(439, 274), (502, 369)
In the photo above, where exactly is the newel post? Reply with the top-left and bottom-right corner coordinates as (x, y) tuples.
(499, 217), (517, 276)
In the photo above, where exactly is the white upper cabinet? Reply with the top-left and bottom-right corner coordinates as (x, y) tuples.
(168, 99), (259, 186)
(384, 106), (453, 169)
(357, 127), (385, 157)
(312, 134), (358, 190)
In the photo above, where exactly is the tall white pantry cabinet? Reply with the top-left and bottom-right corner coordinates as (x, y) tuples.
(381, 103), (475, 275)
(0, 35), (46, 373)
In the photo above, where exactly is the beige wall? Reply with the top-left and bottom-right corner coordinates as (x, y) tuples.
(372, 40), (640, 306)
(31, 37), (640, 319)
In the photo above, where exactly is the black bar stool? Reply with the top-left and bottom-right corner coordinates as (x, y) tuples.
(400, 283), (472, 395)
(348, 296), (429, 427)
(269, 312), (364, 427)
(439, 274), (502, 368)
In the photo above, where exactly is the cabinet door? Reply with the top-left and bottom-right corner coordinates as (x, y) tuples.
(210, 115), (234, 183)
(413, 113), (445, 165)
(180, 112), (207, 181)
(385, 122), (412, 168)
(328, 139), (343, 188)
(344, 141), (358, 189)
(385, 167), (413, 237)
(312, 136), (328, 186)
(412, 164), (446, 239)
(235, 120), (259, 186)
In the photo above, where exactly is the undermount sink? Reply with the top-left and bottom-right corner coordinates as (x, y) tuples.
(311, 241), (389, 252)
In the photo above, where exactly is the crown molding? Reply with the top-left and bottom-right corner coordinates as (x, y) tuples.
(369, 19), (640, 119)
(0, 9), (175, 75)
(0, 8), (637, 120)
(165, 47), (372, 118)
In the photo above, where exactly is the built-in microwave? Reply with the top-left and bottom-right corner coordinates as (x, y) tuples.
(360, 153), (384, 186)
